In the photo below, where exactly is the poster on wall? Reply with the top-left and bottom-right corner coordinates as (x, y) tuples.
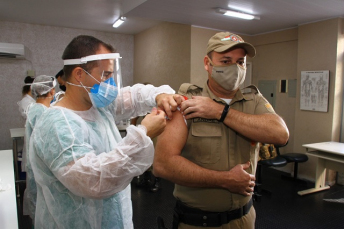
(300, 70), (329, 112)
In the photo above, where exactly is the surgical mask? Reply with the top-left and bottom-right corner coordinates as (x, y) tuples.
(50, 95), (56, 104)
(209, 58), (246, 91)
(89, 77), (118, 108)
(67, 69), (118, 108)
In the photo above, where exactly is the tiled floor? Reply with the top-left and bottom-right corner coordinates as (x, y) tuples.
(18, 167), (344, 228)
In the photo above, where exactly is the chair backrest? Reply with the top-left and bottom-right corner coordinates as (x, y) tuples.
(275, 141), (290, 156)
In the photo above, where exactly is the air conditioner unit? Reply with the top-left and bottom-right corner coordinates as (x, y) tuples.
(0, 42), (31, 60)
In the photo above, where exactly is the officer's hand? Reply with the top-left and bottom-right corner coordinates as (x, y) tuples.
(224, 161), (256, 196)
(156, 94), (185, 119)
(180, 96), (224, 120)
(141, 107), (167, 139)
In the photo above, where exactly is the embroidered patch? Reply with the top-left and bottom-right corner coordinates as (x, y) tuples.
(265, 103), (274, 112)
(221, 35), (244, 43)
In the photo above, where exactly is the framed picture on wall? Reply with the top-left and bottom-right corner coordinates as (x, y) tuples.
(300, 70), (329, 112)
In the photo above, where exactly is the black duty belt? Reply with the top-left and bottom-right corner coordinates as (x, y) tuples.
(174, 198), (253, 227)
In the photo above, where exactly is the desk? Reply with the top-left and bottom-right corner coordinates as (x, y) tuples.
(10, 128), (25, 181)
(298, 141), (344, 196)
(0, 150), (19, 229)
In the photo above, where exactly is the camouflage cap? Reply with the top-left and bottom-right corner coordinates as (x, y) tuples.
(206, 32), (256, 57)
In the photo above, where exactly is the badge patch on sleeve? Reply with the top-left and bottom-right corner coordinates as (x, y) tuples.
(265, 103), (275, 112)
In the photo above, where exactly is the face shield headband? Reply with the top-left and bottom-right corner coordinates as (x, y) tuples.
(63, 53), (122, 87)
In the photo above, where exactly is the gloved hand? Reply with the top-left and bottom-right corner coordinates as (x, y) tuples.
(141, 107), (167, 139)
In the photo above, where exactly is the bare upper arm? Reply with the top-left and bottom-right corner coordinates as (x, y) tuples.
(155, 109), (188, 157)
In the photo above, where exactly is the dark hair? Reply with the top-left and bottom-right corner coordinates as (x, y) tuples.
(62, 35), (115, 81)
(22, 76), (35, 96)
(55, 69), (64, 79)
(207, 51), (213, 59)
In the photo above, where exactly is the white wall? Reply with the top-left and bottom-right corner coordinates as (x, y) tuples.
(133, 22), (191, 91)
(0, 21), (134, 150)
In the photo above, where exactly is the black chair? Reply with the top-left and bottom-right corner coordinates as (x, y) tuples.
(280, 151), (308, 180)
(254, 144), (288, 200)
(274, 141), (308, 180)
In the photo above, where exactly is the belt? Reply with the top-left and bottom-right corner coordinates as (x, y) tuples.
(174, 198), (253, 227)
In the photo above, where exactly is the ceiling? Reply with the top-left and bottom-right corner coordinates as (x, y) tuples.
(1, 0), (344, 36)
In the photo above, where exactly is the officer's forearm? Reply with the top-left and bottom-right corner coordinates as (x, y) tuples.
(223, 110), (289, 145)
(153, 154), (228, 188)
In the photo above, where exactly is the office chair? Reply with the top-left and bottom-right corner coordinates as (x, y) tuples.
(272, 141), (308, 180)
(280, 151), (308, 180)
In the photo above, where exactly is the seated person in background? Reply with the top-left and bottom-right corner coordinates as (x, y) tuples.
(153, 31), (289, 229)
(23, 75), (56, 223)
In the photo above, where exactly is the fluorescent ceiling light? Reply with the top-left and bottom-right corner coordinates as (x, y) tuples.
(216, 8), (260, 20)
(113, 17), (126, 28)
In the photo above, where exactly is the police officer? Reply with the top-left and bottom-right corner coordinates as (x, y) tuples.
(153, 32), (289, 229)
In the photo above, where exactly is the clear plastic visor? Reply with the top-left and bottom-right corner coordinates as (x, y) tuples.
(64, 53), (123, 90)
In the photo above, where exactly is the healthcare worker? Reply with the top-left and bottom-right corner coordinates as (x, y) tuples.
(23, 75), (56, 222)
(29, 35), (184, 229)
(51, 69), (66, 105)
(18, 76), (36, 173)
(17, 76), (35, 119)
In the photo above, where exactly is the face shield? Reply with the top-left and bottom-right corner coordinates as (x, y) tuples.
(31, 75), (56, 97)
(64, 53), (123, 108)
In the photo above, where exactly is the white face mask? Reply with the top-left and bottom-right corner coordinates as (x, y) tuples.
(209, 59), (246, 91)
